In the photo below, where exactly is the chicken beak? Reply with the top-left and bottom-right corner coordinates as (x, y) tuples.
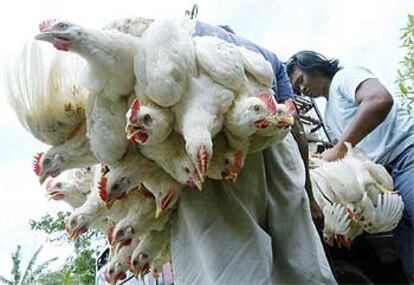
(264, 116), (278, 125)
(281, 116), (295, 126)
(69, 229), (79, 241)
(192, 176), (203, 191)
(228, 171), (238, 184)
(194, 180), (203, 191)
(39, 172), (49, 185)
(155, 207), (163, 219)
(35, 32), (54, 43)
(222, 169), (239, 184)
(113, 243), (123, 255)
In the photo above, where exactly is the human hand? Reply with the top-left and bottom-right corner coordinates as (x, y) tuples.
(321, 143), (347, 162)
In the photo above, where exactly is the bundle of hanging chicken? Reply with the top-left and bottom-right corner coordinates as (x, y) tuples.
(5, 16), (295, 283)
(309, 143), (404, 248)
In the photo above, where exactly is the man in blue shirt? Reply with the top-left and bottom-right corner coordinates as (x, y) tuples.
(286, 50), (414, 283)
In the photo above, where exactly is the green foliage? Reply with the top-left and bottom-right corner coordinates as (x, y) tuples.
(397, 14), (414, 112)
(28, 211), (105, 285)
(0, 245), (57, 285)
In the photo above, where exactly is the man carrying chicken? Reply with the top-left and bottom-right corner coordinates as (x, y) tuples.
(286, 50), (414, 282)
(170, 24), (337, 284)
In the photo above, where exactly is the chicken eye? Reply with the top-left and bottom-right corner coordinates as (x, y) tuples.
(111, 183), (120, 191)
(139, 253), (149, 260)
(143, 114), (152, 124)
(56, 22), (68, 30)
(43, 158), (51, 165)
(253, 104), (261, 112)
(132, 259), (139, 267)
(224, 158), (230, 164)
(184, 167), (190, 173)
(55, 182), (63, 189)
(70, 220), (78, 229)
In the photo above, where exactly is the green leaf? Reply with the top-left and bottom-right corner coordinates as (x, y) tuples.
(20, 245), (43, 284)
(11, 245), (21, 284)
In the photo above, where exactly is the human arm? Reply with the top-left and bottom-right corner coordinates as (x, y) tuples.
(322, 78), (394, 161)
(290, 113), (324, 228)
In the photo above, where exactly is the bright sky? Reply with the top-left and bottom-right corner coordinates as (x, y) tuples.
(0, 0), (412, 279)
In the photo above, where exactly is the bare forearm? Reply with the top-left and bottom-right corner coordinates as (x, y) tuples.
(291, 115), (314, 201)
(338, 98), (392, 146)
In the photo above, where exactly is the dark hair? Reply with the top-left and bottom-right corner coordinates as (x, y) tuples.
(286, 50), (340, 79)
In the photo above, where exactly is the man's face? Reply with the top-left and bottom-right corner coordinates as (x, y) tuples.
(289, 67), (329, 99)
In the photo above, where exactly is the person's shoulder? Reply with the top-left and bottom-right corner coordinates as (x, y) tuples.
(330, 66), (377, 100)
(332, 66), (376, 88)
(334, 66), (375, 80)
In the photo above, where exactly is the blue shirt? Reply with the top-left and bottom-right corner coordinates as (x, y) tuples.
(325, 67), (414, 164)
(194, 21), (294, 103)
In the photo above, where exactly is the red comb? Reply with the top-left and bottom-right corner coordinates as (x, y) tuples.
(234, 150), (243, 170)
(198, 144), (208, 177)
(284, 99), (297, 115)
(107, 224), (115, 245)
(259, 93), (277, 115)
(128, 98), (140, 123)
(161, 188), (176, 210)
(98, 176), (108, 202)
(32, 152), (44, 176)
(39, 19), (57, 32)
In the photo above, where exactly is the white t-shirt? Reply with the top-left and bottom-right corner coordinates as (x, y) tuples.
(324, 66), (414, 164)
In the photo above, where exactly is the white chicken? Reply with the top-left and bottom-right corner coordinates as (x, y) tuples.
(104, 238), (140, 285)
(5, 41), (96, 184)
(103, 17), (154, 37)
(125, 97), (174, 146)
(224, 93), (279, 149)
(86, 92), (130, 165)
(129, 226), (171, 278)
(193, 36), (244, 92)
(97, 145), (181, 216)
(66, 174), (145, 239)
(342, 142), (394, 195)
(139, 131), (202, 189)
(248, 100), (296, 153)
(110, 186), (172, 252)
(206, 133), (246, 183)
(35, 19), (140, 166)
(34, 123), (98, 184)
(135, 18), (197, 107)
(45, 166), (96, 208)
(310, 155), (365, 216)
(35, 19), (138, 101)
(310, 143), (404, 246)
(356, 192), (404, 234)
(311, 174), (362, 247)
(173, 73), (235, 181)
